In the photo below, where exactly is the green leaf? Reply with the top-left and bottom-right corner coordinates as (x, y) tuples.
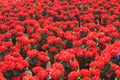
(41, 61), (47, 68)
(68, 0), (71, 4)
(42, 8), (47, 16)
(77, 77), (82, 80)
(66, 40), (73, 48)
(3, 70), (13, 79)
(11, 34), (17, 45)
(0, 47), (11, 58)
(62, 62), (71, 76)
(24, 25), (28, 33)
(3, 69), (22, 79)
(37, 34), (48, 51)
(118, 15), (120, 19)
(29, 56), (38, 68)
(117, 27), (120, 32)
(103, 18), (108, 22)
(12, 69), (22, 76)
(62, 62), (71, 68)
(111, 38), (117, 44)
(55, 44), (62, 49)
(115, 78), (117, 80)
(20, 45), (27, 58)
(29, 14), (33, 19)
(48, 52), (54, 57)
(35, 11), (39, 20)
(2, 18), (7, 23)
(80, 31), (88, 38)
(31, 44), (36, 49)
(18, 16), (26, 21)
(81, 43), (88, 49)
(0, 29), (7, 34)
(24, 4), (28, 7)
(41, 33), (48, 40)
(98, 43), (105, 52)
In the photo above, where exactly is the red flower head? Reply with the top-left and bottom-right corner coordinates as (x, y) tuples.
(80, 69), (91, 77)
(111, 64), (119, 71)
(38, 51), (50, 62)
(82, 77), (92, 80)
(52, 62), (65, 73)
(92, 76), (100, 80)
(51, 69), (61, 80)
(59, 51), (74, 62)
(27, 49), (39, 58)
(38, 70), (48, 80)
(86, 40), (96, 47)
(68, 71), (79, 80)
(70, 59), (79, 70)
(49, 46), (57, 52)
(32, 67), (43, 73)
(115, 69), (120, 78)
(0, 45), (7, 53)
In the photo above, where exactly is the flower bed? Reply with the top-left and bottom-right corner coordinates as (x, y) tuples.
(0, 0), (120, 80)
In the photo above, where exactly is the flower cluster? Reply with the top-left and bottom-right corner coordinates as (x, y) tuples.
(0, 0), (120, 80)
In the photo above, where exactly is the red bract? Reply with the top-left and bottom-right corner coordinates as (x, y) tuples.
(52, 62), (65, 73)
(51, 69), (61, 80)
(111, 64), (119, 71)
(75, 48), (84, 57)
(86, 40), (96, 47)
(27, 49), (39, 58)
(59, 51), (74, 62)
(49, 46), (57, 52)
(41, 44), (48, 50)
(38, 51), (50, 62)
(92, 76), (100, 80)
(80, 69), (91, 77)
(70, 59), (79, 70)
(68, 71), (79, 80)
(90, 69), (100, 77)
(0, 45), (7, 52)
(82, 77), (92, 80)
(32, 67), (43, 73)
(12, 76), (20, 80)
(38, 70), (48, 80)
(115, 69), (120, 78)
